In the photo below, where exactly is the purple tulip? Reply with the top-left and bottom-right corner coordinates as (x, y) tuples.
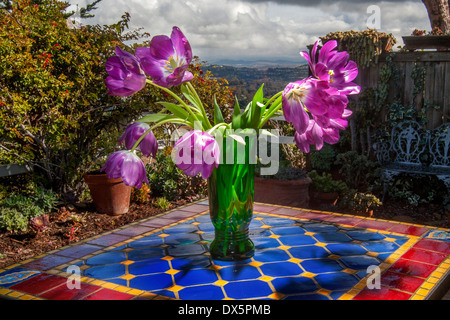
(172, 130), (220, 179)
(300, 40), (360, 95)
(105, 47), (147, 97)
(135, 27), (193, 88)
(119, 122), (158, 158)
(282, 77), (330, 135)
(101, 151), (149, 189)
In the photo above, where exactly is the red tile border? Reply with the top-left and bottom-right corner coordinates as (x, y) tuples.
(54, 244), (103, 259)
(86, 234), (131, 247)
(10, 273), (67, 295)
(254, 204), (278, 213)
(39, 281), (101, 300)
(113, 225), (154, 237)
(380, 271), (425, 293)
(354, 287), (411, 300)
(388, 224), (430, 237)
(140, 217), (179, 228)
(355, 219), (398, 231)
(401, 247), (447, 266)
(388, 258), (436, 279)
(270, 207), (304, 217)
(162, 210), (200, 220)
(177, 204), (209, 213)
(295, 211), (332, 220)
(324, 215), (364, 226)
(413, 238), (450, 255)
(81, 287), (135, 300)
(21, 254), (73, 271)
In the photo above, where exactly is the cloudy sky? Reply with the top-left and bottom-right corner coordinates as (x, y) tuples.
(67, 0), (431, 64)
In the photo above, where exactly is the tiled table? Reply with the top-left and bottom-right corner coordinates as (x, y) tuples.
(1, 200), (449, 300)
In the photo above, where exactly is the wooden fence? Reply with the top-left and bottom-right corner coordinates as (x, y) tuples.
(354, 51), (450, 129)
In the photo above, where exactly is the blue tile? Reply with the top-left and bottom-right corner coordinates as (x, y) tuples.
(200, 232), (214, 241)
(252, 237), (281, 250)
(314, 232), (352, 243)
(377, 253), (392, 261)
(303, 223), (338, 233)
(129, 273), (173, 291)
(271, 276), (318, 294)
(314, 272), (359, 290)
(249, 219), (264, 228)
(106, 278), (128, 287)
(84, 264), (126, 279)
(164, 224), (198, 234)
(178, 284), (225, 300)
(164, 233), (201, 245)
(339, 255), (380, 270)
(347, 230), (385, 241)
(288, 245), (329, 259)
(212, 258), (252, 267)
(270, 226), (305, 236)
(128, 258), (171, 276)
(224, 280), (273, 299)
(326, 243), (368, 256)
(174, 269), (219, 287)
(262, 217), (295, 226)
(278, 235), (317, 246)
(151, 289), (176, 299)
(171, 256), (212, 270)
(197, 223), (215, 232)
(85, 251), (127, 266)
(194, 214), (212, 223)
(253, 249), (291, 262)
(361, 240), (399, 253)
(259, 262), (303, 277)
(127, 236), (163, 249)
(167, 244), (206, 257)
(219, 265), (262, 281)
(300, 259), (344, 273)
(329, 290), (349, 300)
(248, 228), (272, 238)
(128, 247), (165, 261)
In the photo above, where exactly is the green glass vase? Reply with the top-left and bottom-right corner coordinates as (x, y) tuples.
(207, 136), (256, 261)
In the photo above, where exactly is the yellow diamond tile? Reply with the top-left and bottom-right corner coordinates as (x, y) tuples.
(191, 222), (200, 226)
(127, 289), (144, 295)
(343, 268), (356, 274)
(120, 260), (135, 266)
(261, 225), (271, 229)
(328, 254), (340, 260)
(161, 256), (174, 261)
(158, 233), (170, 238)
(120, 274), (136, 280)
(259, 275), (275, 282)
(214, 280), (228, 287)
(288, 258), (302, 264)
(268, 293), (285, 300)
(278, 245), (291, 250)
(269, 234), (280, 239)
(167, 285), (184, 293)
(338, 293), (354, 300)
(304, 232), (316, 236)
(249, 261), (264, 268)
(366, 251), (379, 257)
(315, 242), (328, 247)
(301, 272), (316, 278)
(208, 265), (222, 271)
(165, 269), (180, 275)
(317, 289), (332, 296)
(384, 237), (397, 242)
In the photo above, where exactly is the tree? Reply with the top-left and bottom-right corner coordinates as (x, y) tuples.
(0, 0), (156, 198)
(421, 0), (450, 32)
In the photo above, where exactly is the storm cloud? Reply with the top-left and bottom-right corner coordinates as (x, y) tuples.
(68, 0), (430, 64)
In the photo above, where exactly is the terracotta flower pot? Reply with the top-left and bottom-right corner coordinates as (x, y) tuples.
(83, 173), (131, 216)
(254, 176), (312, 208)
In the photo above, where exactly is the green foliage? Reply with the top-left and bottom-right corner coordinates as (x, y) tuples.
(147, 147), (207, 201)
(0, 0), (156, 197)
(334, 151), (381, 191)
(0, 187), (58, 232)
(308, 170), (348, 194)
(155, 197), (171, 211)
(310, 145), (336, 171)
(131, 184), (151, 204)
(388, 174), (447, 206)
(340, 190), (382, 213)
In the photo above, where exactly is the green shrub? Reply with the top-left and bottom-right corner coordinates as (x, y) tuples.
(340, 190), (382, 213)
(156, 197), (171, 211)
(334, 151), (381, 191)
(308, 170), (348, 194)
(310, 145), (336, 171)
(0, 207), (29, 233)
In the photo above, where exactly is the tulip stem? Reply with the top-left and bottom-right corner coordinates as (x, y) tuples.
(258, 92), (283, 129)
(130, 119), (184, 153)
(146, 79), (201, 126)
(185, 82), (213, 130)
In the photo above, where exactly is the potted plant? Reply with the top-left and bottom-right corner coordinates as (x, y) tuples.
(254, 160), (311, 208)
(83, 171), (132, 216)
(402, 28), (450, 51)
(308, 170), (348, 206)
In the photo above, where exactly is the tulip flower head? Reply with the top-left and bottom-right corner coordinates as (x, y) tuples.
(119, 122), (158, 158)
(105, 47), (147, 97)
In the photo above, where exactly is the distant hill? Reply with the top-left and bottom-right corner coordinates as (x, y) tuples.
(203, 64), (310, 105)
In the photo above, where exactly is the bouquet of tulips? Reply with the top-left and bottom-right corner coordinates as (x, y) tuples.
(101, 26), (360, 188)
